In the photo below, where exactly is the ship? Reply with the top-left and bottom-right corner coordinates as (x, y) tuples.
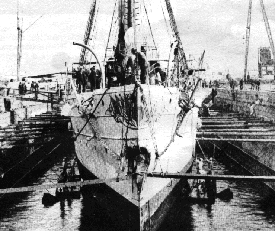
(67, 0), (202, 230)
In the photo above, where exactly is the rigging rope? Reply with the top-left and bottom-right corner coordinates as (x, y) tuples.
(0, 142), (61, 199)
(74, 88), (109, 140)
(142, 0), (158, 51)
(103, 0), (118, 64)
(159, 0), (172, 42)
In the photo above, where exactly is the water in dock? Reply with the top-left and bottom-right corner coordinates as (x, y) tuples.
(1, 149), (275, 230)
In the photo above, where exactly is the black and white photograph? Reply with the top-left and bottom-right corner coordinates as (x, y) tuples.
(1, 0), (275, 230)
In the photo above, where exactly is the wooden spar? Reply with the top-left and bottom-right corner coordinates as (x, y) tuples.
(197, 132), (275, 136)
(196, 137), (275, 142)
(0, 177), (128, 194)
(147, 173), (275, 182)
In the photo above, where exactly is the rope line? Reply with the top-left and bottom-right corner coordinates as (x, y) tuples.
(74, 88), (109, 139)
(103, 0), (118, 64)
(142, 0), (158, 51)
(0, 143), (62, 199)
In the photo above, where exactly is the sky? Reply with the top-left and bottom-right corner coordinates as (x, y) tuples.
(0, 0), (275, 78)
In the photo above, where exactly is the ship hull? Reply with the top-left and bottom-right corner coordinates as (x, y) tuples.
(70, 84), (198, 230)
(78, 157), (193, 231)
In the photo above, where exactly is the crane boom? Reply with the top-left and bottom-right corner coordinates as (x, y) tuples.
(259, 0), (275, 78)
(164, 0), (188, 69)
(244, 0), (252, 82)
(79, 0), (97, 65)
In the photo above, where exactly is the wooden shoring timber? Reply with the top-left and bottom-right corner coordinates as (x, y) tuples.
(0, 137), (73, 150)
(0, 133), (69, 142)
(147, 173), (275, 182)
(24, 118), (70, 122)
(0, 131), (69, 140)
(0, 127), (63, 134)
(4, 172), (275, 194)
(0, 125), (67, 132)
(197, 132), (275, 136)
(18, 121), (68, 126)
(16, 98), (59, 104)
(201, 124), (273, 128)
(200, 116), (245, 119)
(34, 115), (67, 119)
(196, 137), (275, 142)
(198, 128), (275, 132)
(202, 121), (254, 124)
(201, 118), (262, 122)
(0, 176), (128, 194)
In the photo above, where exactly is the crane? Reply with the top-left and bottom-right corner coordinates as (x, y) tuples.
(243, 0), (252, 82)
(244, 0), (275, 80)
(164, 0), (188, 70)
(259, 0), (275, 79)
(79, 0), (97, 66)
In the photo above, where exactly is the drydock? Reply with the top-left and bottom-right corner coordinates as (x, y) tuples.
(1, 87), (275, 230)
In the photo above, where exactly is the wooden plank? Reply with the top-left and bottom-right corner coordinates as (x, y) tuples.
(0, 177), (128, 194)
(197, 132), (275, 136)
(196, 137), (275, 142)
(147, 173), (275, 181)
(198, 128), (275, 132)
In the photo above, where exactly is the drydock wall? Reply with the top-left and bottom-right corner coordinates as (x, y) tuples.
(214, 88), (275, 190)
(0, 102), (48, 127)
(215, 88), (275, 120)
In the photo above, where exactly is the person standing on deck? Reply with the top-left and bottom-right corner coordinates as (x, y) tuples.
(95, 69), (102, 89)
(155, 67), (162, 85)
(240, 79), (243, 90)
(76, 67), (84, 93)
(18, 82), (23, 95)
(89, 66), (96, 91)
(131, 48), (149, 84)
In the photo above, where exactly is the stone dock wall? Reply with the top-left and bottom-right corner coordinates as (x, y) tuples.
(0, 100), (48, 127)
(215, 88), (275, 121)
(214, 88), (275, 191)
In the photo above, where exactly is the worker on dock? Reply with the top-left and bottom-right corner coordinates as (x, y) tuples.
(196, 158), (206, 174)
(249, 102), (256, 117)
(206, 157), (214, 174)
(89, 66), (96, 91)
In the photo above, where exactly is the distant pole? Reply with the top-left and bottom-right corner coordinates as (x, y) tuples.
(17, 0), (22, 81)
(244, 0), (252, 83)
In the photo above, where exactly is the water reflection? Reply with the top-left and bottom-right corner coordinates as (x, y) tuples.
(1, 150), (275, 230)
